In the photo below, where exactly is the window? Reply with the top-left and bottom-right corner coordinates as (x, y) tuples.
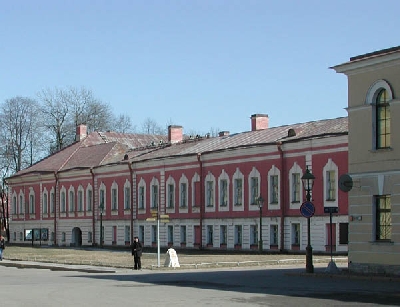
(99, 189), (105, 211)
(29, 194), (35, 214)
(88, 231), (93, 243)
(270, 175), (278, 204)
(139, 186), (145, 209)
(180, 225), (186, 244)
(19, 232), (23, 241)
(13, 232), (16, 241)
(234, 178), (242, 205)
(292, 173), (300, 203)
(125, 226), (130, 244)
(234, 225), (242, 245)
(207, 225), (213, 245)
(112, 226), (117, 244)
(206, 181), (214, 207)
(326, 171), (336, 201)
(220, 225), (227, 244)
(13, 196), (17, 214)
(112, 188), (117, 210)
(78, 190), (83, 212)
(376, 195), (391, 241)
(124, 186), (130, 209)
(250, 225), (258, 245)
(50, 192), (55, 213)
(292, 223), (300, 245)
(19, 195), (23, 214)
(168, 225), (173, 244)
(270, 225), (278, 245)
(87, 189), (92, 212)
(43, 193), (48, 214)
(152, 185), (158, 209)
(220, 179), (228, 207)
(139, 225), (145, 244)
(180, 183), (187, 207)
(62, 232), (66, 242)
(339, 223), (348, 244)
(376, 89), (390, 149)
(69, 191), (74, 212)
(250, 177), (258, 205)
(168, 184), (174, 208)
(151, 225), (157, 243)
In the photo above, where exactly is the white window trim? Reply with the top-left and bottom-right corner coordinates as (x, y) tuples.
(99, 182), (106, 213)
(111, 181), (119, 213)
(232, 168), (244, 211)
(60, 186), (67, 214)
(248, 167), (260, 211)
(19, 191), (24, 215)
(166, 176), (176, 213)
(29, 187), (35, 215)
(289, 163), (303, 209)
(218, 170), (230, 212)
(366, 79), (393, 150)
(68, 186), (75, 214)
(150, 177), (159, 209)
(42, 188), (48, 215)
(77, 185), (84, 212)
(138, 178), (146, 211)
(179, 174), (189, 213)
(124, 179), (131, 211)
(191, 173), (200, 210)
(86, 184), (93, 213)
(323, 159), (339, 208)
(267, 165), (281, 210)
(205, 172), (215, 213)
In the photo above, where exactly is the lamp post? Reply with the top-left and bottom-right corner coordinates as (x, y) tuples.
(257, 195), (264, 253)
(99, 204), (104, 248)
(301, 167), (315, 273)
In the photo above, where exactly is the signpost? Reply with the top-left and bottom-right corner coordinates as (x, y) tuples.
(324, 206), (339, 273)
(300, 201), (315, 218)
(146, 210), (170, 267)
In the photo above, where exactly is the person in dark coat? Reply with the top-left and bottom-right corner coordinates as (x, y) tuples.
(0, 235), (5, 261)
(131, 236), (142, 270)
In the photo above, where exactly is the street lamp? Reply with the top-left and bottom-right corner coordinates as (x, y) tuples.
(257, 195), (264, 253)
(301, 167), (315, 273)
(99, 204), (104, 248)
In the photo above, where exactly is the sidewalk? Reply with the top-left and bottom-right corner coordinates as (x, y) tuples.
(0, 259), (117, 273)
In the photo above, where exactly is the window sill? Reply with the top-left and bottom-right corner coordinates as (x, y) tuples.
(206, 205), (214, 208)
(369, 147), (393, 153)
(326, 199), (336, 202)
(234, 203), (242, 206)
(370, 240), (394, 245)
(291, 201), (300, 204)
(269, 202), (278, 205)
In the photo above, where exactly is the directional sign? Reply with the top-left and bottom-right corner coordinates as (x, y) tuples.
(300, 201), (315, 218)
(151, 210), (158, 218)
(146, 218), (156, 222)
(324, 207), (338, 214)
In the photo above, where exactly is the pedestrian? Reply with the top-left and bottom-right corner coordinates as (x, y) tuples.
(131, 236), (142, 270)
(0, 235), (5, 261)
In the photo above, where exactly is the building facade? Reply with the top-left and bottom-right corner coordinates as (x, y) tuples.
(6, 114), (349, 254)
(333, 46), (400, 274)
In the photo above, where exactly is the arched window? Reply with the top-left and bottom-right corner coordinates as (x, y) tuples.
(376, 89), (391, 149)
(366, 79), (392, 150)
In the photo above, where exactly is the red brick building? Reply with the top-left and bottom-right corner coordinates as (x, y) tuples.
(6, 114), (349, 253)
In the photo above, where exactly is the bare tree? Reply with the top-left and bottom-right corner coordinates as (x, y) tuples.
(141, 117), (166, 135)
(85, 99), (114, 132)
(112, 114), (135, 133)
(0, 97), (41, 173)
(38, 88), (70, 152)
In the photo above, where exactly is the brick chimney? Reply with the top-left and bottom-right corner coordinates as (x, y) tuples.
(168, 125), (183, 144)
(251, 114), (269, 131)
(76, 124), (87, 141)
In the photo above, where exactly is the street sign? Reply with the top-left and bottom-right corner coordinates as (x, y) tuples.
(324, 207), (338, 214)
(151, 210), (158, 218)
(146, 218), (156, 222)
(300, 201), (315, 218)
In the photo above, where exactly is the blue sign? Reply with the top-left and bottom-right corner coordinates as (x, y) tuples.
(300, 201), (315, 218)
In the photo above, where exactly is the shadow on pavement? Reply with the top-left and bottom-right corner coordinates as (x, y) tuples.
(71, 267), (400, 306)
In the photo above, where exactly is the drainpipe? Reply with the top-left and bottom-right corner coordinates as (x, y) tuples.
(197, 153), (203, 249)
(276, 141), (285, 252)
(54, 172), (58, 246)
(90, 168), (96, 246)
(128, 162), (134, 244)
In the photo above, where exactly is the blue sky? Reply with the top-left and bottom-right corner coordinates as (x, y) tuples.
(1, 1), (399, 134)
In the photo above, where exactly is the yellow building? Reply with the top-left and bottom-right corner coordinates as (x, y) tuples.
(332, 46), (400, 274)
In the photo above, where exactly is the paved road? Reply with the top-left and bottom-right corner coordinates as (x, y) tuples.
(0, 262), (399, 306)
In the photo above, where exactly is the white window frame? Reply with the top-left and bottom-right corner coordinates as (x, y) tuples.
(138, 178), (146, 210)
(111, 182), (118, 211)
(248, 167), (260, 209)
(323, 159), (339, 208)
(289, 163), (303, 209)
(267, 165), (281, 210)
(205, 172), (215, 212)
(218, 170), (229, 211)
